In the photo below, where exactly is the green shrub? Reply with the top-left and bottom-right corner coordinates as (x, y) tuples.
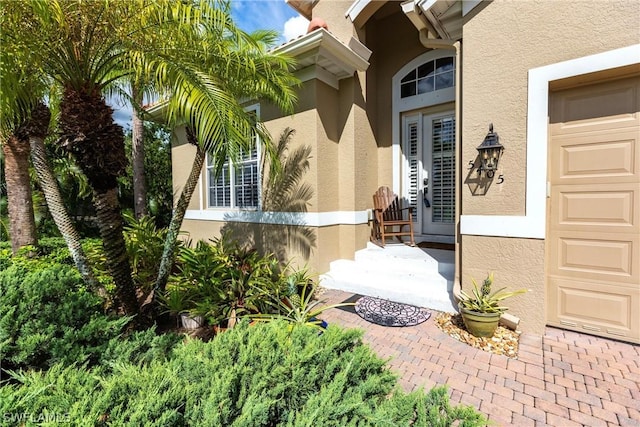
(0, 262), (130, 371)
(0, 237), (112, 291)
(0, 322), (485, 426)
(97, 328), (183, 370)
(0, 247), (11, 270)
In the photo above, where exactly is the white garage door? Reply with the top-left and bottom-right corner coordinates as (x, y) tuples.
(547, 73), (640, 344)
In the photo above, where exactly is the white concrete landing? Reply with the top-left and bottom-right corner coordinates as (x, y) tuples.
(319, 242), (457, 313)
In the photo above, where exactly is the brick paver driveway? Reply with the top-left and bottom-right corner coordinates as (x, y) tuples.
(320, 289), (640, 426)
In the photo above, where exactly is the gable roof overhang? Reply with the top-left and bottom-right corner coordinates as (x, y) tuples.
(345, 0), (388, 28)
(275, 28), (371, 90)
(347, 0), (477, 40)
(402, 0), (463, 40)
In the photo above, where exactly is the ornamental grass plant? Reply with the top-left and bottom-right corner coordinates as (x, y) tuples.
(458, 272), (527, 314)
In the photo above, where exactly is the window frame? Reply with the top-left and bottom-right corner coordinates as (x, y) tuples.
(206, 104), (261, 211)
(400, 56), (455, 99)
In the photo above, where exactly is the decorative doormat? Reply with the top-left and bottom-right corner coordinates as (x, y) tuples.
(355, 296), (431, 327)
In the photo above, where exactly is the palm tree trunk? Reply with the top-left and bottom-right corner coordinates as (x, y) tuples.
(60, 88), (139, 317)
(155, 133), (205, 293)
(2, 131), (37, 253)
(29, 133), (98, 288)
(132, 85), (147, 219)
(94, 187), (139, 315)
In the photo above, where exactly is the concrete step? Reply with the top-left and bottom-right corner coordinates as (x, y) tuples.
(320, 268), (456, 313)
(354, 242), (454, 279)
(327, 259), (450, 289)
(320, 242), (457, 313)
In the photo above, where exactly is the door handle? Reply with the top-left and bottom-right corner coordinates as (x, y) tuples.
(423, 187), (430, 208)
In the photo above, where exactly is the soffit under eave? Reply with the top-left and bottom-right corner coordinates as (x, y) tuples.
(412, 0), (463, 40)
(145, 101), (168, 123)
(285, 0), (317, 21)
(275, 28), (371, 83)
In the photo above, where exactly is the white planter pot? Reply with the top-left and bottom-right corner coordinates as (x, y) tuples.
(180, 313), (204, 329)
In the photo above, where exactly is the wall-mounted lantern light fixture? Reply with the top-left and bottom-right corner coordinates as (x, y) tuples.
(476, 123), (504, 178)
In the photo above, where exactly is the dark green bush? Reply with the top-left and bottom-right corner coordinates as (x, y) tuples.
(0, 321), (485, 426)
(0, 261), (129, 371)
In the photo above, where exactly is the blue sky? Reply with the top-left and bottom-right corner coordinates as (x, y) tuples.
(110, 0), (308, 128)
(231, 0), (308, 44)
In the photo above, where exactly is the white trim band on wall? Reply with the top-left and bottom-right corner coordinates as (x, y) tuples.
(460, 43), (640, 240)
(184, 210), (370, 227)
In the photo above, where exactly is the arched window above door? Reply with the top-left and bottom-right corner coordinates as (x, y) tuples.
(400, 57), (455, 98)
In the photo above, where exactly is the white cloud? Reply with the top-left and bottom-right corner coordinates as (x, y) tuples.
(283, 15), (309, 42)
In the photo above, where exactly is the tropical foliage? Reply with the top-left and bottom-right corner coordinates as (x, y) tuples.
(120, 122), (173, 226)
(0, 234), (486, 425)
(252, 276), (351, 331)
(161, 236), (287, 328)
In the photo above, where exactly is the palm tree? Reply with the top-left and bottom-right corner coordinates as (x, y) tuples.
(6, 0), (139, 315)
(1, 2), (97, 285)
(148, 7), (298, 294)
(28, 102), (99, 288)
(12, 0), (296, 317)
(131, 83), (148, 219)
(0, 2), (39, 253)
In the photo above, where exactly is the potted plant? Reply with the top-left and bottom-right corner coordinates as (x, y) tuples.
(458, 272), (527, 338)
(158, 284), (204, 330)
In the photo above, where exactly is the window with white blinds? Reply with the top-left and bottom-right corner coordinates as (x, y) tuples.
(431, 117), (455, 223)
(207, 109), (260, 209)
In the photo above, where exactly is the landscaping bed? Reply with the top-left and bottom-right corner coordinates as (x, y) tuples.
(435, 312), (520, 358)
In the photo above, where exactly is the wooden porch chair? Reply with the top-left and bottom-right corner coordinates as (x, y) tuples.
(370, 186), (415, 247)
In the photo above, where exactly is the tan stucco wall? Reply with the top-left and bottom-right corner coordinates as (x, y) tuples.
(315, 223), (370, 273)
(306, 0), (382, 213)
(312, 0), (354, 42)
(176, 219), (367, 275)
(461, 235), (546, 334)
(171, 126), (201, 211)
(461, 0), (640, 334)
(462, 0), (640, 216)
(363, 3), (428, 188)
(169, 67), (375, 274)
(178, 219), (224, 244)
(263, 81), (321, 212)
